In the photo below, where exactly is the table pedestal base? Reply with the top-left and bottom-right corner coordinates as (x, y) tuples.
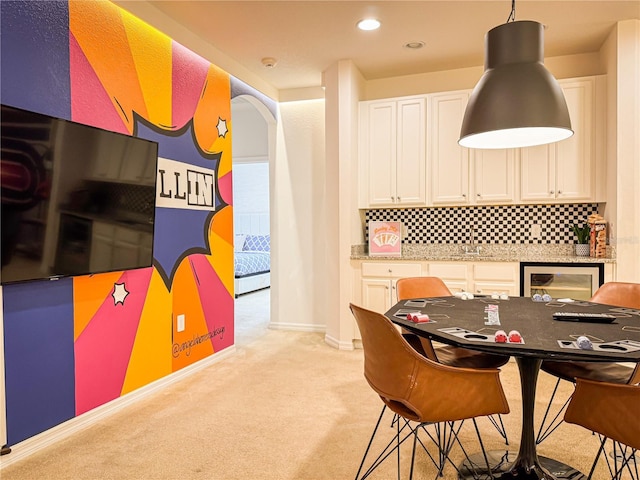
(458, 450), (586, 480)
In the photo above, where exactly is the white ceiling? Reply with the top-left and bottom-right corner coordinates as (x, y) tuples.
(120, 1), (640, 91)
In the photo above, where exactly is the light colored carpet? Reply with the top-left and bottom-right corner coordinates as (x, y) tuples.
(0, 291), (622, 479)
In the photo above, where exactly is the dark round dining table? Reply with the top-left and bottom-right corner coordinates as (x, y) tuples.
(386, 294), (640, 480)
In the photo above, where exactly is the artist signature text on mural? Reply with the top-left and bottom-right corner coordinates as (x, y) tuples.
(172, 327), (226, 358)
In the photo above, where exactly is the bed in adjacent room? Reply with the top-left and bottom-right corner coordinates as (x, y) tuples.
(234, 213), (270, 297)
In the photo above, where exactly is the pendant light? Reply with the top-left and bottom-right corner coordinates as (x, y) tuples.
(459, 1), (573, 149)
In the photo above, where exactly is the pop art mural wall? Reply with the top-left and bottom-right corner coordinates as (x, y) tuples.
(1, 0), (275, 447)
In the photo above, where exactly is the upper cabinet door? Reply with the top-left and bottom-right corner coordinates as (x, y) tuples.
(555, 78), (594, 201)
(428, 92), (470, 205)
(365, 101), (397, 207)
(359, 97), (427, 208)
(473, 148), (516, 204)
(396, 98), (426, 205)
(520, 77), (598, 203)
(520, 143), (556, 201)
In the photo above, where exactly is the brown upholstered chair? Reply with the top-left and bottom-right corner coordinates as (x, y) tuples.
(350, 303), (510, 479)
(536, 282), (640, 445)
(396, 276), (510, 444)
(564, 378), (640, 479)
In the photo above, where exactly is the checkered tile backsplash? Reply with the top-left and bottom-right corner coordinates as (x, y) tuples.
(365, 204), (598, 244)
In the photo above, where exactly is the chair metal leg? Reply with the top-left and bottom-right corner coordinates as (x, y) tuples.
(396, 413), (401, 480)
(585, 435), (638, 480)
(356, 406), (427, 480)
(417, 419), (496, 480)
(355, 405), (387, 480)
(487, 414), (509, 446)
(535, 377), (572, 445)
(357, 406), (501, 480)
(586, 434), (607, 480)
(608, 441), (638, 480)
(415, 421), (461, 477)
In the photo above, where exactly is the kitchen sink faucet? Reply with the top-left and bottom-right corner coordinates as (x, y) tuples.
(464, 226), (482, 255)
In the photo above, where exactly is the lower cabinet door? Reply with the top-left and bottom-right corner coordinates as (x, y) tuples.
(361, 278), (393, 313)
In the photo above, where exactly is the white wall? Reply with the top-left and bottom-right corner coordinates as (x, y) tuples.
(364, 52), (603, 101)
(323, 60), (365, 349)
(231, 98), (269, 161)
(613, 20), (640, 282)
(232, 163), (269, 215)
(270, 99), (326, 332)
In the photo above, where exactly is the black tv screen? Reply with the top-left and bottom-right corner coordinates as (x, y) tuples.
(1, 104), (158, 284)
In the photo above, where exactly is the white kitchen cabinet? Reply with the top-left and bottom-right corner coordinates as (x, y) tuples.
(427, 91), (516, 206)
(360, 97), (427, 207)
(428, 91), (470, 205)
(473, 148), (516, 204)
(427, 262), (469, 293)
(360, 262), (424, 312)
(472, 262), (519, 296)
(428, 261), (519, 296)
(520, 76), (604, 203)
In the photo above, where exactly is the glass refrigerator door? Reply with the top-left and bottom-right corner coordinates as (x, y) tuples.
(530, 272), (594, 300)
(523, 264), (602, 301)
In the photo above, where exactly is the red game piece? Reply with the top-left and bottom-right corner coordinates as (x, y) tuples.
(508, 330), (523, 343)
(494, 330), (508, 343)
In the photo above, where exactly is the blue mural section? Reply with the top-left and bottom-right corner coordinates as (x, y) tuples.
(3, 278), (76, 445)
(0, 0), (71, 118)
(136, 117), (224, 288)
(1, 0), (75, 446)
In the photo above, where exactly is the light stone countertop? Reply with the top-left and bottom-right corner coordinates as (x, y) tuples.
(350, 243), (616, 263)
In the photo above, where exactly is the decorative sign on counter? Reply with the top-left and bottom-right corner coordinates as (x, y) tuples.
(368, 221), (402, 257)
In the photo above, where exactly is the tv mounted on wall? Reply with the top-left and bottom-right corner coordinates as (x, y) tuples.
(1, 104), (159, 285)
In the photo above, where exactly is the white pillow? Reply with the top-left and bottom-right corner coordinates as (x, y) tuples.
(234, 235), (247, 252)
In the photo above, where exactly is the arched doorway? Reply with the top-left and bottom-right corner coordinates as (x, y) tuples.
(231, 95), (276, 345)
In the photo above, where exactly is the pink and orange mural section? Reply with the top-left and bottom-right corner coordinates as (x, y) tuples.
(1, 0), (249, 446)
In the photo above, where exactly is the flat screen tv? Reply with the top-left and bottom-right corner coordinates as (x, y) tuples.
(1, 104), (159, 284)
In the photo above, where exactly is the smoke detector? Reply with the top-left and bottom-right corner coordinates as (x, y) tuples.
(261, 57), (278, 68)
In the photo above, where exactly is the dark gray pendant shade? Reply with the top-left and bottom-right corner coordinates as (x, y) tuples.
(459, 20), (573, 149)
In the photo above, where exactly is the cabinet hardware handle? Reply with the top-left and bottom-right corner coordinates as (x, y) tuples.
(462, 193), (466, 198)
(397, 196), (401, 201)
(388, 269), (392, 273)
(557, 190), (562, 194)
(550, 190), (554, 194)
(477, 193), (481, 197)
(391, 196), (394, 202)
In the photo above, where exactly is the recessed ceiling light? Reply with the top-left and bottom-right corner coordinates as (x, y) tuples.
(404, 41), (425, 50)
(357, 18), (381, 31)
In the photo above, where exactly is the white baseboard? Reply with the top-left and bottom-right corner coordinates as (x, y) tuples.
(0, 345), (236, 469)
(268, 322), (325, 333)
(324, 333), (355, 350)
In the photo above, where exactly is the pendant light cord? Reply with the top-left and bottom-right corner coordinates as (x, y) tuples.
(506, 0), (516, 22)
